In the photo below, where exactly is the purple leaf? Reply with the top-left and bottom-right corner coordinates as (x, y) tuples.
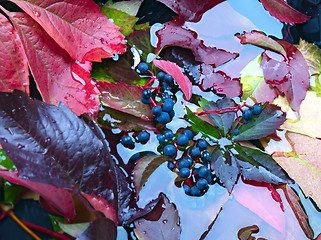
(77, 218), (116, 240)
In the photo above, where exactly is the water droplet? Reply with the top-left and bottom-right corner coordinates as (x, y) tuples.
(97, 25), (101, 29)
(17, 144), (24, 149)
(33, 9), (41, 17)
(213, 83), (217, 87)
(5, 128), (13, 135)
(308, 191), (313, 196)
(44, 137), (51, 145)
(11, 109), (16, 115)
(162, 219), (168, 224)
(142, 231), (146, 235)
(217, 88), (223, 92)
(243, 84), (252, 92)
(2, 138), (8, 143)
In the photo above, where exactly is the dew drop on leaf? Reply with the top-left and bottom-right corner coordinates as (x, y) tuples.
(17, 144), (24, 149)
(243, 84), (252, 92)
(163, 219), (168, 224)
(33, 9), (41, 17)
(217, 88), (223, 92)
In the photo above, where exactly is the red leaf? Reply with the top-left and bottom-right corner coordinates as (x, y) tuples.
(7, 12), (100, 116)
(153, 59), (192, 100)
(156, 0), (225, 22)
(0, 14), (29, 93)
(261, 41), (310, 112)
(260, 0), (310, 24)
(96, 81), (154, 121)
(10, 0), (126, 62)
(0, 170), (75, 221)
(156, 21), (238, 67)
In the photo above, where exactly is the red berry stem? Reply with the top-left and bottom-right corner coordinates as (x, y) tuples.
(144, 76), (157, 87)
(150, 97), (157, 107)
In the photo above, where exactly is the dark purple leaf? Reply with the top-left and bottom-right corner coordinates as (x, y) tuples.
(232, 104), (286, 141)
(200, 97), (237, 136)
(77, 217), (116, 240)
(127, 29), (154, 60)
(134, 193), (181, 240)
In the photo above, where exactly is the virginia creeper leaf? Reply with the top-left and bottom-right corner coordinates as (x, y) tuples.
(58, 222), (90, 238)
(232, 104), (286, 141)
(153, 59), (192, 100)
(7, 11), (100, 116)
(134, 193), (181, 240)
(97, 81), (153, 121)
(133, 154), (170, 200)
(77, 218), (117, 240)
(0, 170), (75, 221)
(200, 97), (237, 136)
(0, 149), (16, 170)
(9, 0), (126, 62)
(0, 14), (29, 94)
(104, 0), (143, 16)
(296, 39), (321, 76)
(260, 0), (311, 24)
(272, 132), (321, 208)
(260, 40), (310, 112)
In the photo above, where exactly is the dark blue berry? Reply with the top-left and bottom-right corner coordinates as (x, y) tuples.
(243, 110), (252, 120)
(198, 166), (210, 178)
(177, 157), (192, 169)
(233, 129), (240, 136)
(157, 134), (165, 143)
(137, 131), (149, 143)
(162, 92), (170, 100)
(252, 105), (262, 115)
(201, 151), (211, 162)
(137, 62), (149, 73)
(157, 72), (165, 81)
(183, 130), (194, 140)
(121, 135), (133, 147)
(156, 112), (170, 124)
(190, 186), (201, 196)
(141, 96), (151, 104)
(206, 174), (211, 183)
(164, 130), (174, 140)
(152, 106), (162, 117)
(196, 178), (208, 190)
(182, 156), (193, 166)
(164, 74), (174, 84)
(141, 89), (152, 99)
(169, 110), (175, 118)
(167, 161), (174, 171)
(183, 185), (191, 194)
(196, 140), (208, 151)
(164, 144), (176, 157)
(162, 99), (174, 112)
(179, 167), (190, 178)
(189, 146), (201, 159)
(177, 134), (189, 146)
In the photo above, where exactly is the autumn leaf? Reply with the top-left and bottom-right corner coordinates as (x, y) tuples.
(0, 14), (29, 93)
(77, 218), (117, 240)
(272, 132), (321, 208)
(296, 39), (321, 76)
(10, 0), (126, 62)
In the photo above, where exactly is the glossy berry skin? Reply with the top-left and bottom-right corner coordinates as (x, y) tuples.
(233, 129), (240, 136)
(206, 174), (211, 184)
(201, 151), (211, 163)
(177, 157), (193, 169)
(197, 140), (208, 151)
(141, 96), (151, 104)
(162, 92), (170, 100)
(157, 134), (165, 143)
(156, 112), (170, 124)
(121, 135), (133, 147)
(196, 178), (208, 191)
(243, 110), (252, 120)
(157, 71), (165, 81)
(177, 134), (189, 146)
(164, 144), (176, 157)
(141, 89), (152, 99)
(137, 131), (150, 143)
(164, 130), (174, 140)
(152, 106), (162, 117)
(182, 156), (193, 166)
(169, 110), (175, 118)
(198, 166), (210, 178)
(179, 167), (190, 178)
(189, 146), (201, 159)
(183, 185), (191, 194)
(190, 186), (201, 196)
(164, 74), (174, 84)
(167, 161), (174, 171)
(137, 62), (149, 73)
(183, 130), (194, 140)
(162, 99), (174, 112)
(252, 105), (262, 115)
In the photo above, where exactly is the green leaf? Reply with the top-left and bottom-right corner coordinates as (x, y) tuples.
(186, 107), (221, 140)
(232, 104), (286, 141)
(0, 149), (16, 170)
(58, 222), (90, 238)
(103, 0), (143, 16)
(3, 181), (26, 206)
(296, 39), (321, 75)
(310, 75), (321, 97)
(133, 155), (170, 200)
(127, 29), (154, 63)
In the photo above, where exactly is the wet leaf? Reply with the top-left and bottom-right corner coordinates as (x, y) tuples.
(272, 132), (321, 208)
(127, 29), (154, 61)
(0, 14), (29, 94)
(153, 59), (192, 100)
(134, 193), (181, 240)
(97, 81), (153, 121)
(134, 155), (170, 200)
(77, 218), (117, 240)
(260, 0), (311, 24)
(10, 0), (126, 62)
(233, 104), (286, 141)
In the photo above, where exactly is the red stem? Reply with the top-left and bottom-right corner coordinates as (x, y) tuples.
(150, 98), (157, 107)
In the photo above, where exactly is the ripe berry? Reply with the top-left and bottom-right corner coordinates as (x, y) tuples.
(157, 134), (165, 143)
(206, 174), (211, 183)
(177, 157), (192, 169)
(196, 178), (208, 191)
(121, 135), (133, 147)
(141, 96), (151, 104)
(157, 72), (165, 81)
(137, 131), (150, 143)
(156, 112), (170, 124)
(162, 99), (174, 112)
(179, 168), (190, 178)
(167, 161), (174, 171)
(137, 62), (149, 73)
(177, 134), (189, 146)
(243, 110), (252, 120)
(164, 74), (174, 84)
(233, 129), (239, 136)
(183, 130), (194, 140)
(164, 130), (174, 140)
(196, 140), (208, 151)
(183, 185), (191, 194)
(201, 151), (211, 163)
(152, 106), (162, 117)
(162, 92), (170, 100)
(141, 89), (152, 99)
(198, 166), (210, 178)
(252, 105), (262, 115)
(164, 144), (176, 157)
(169, 110), (175, 118)
(189, 146), (201, 159)
(190, 186), (201, 196)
